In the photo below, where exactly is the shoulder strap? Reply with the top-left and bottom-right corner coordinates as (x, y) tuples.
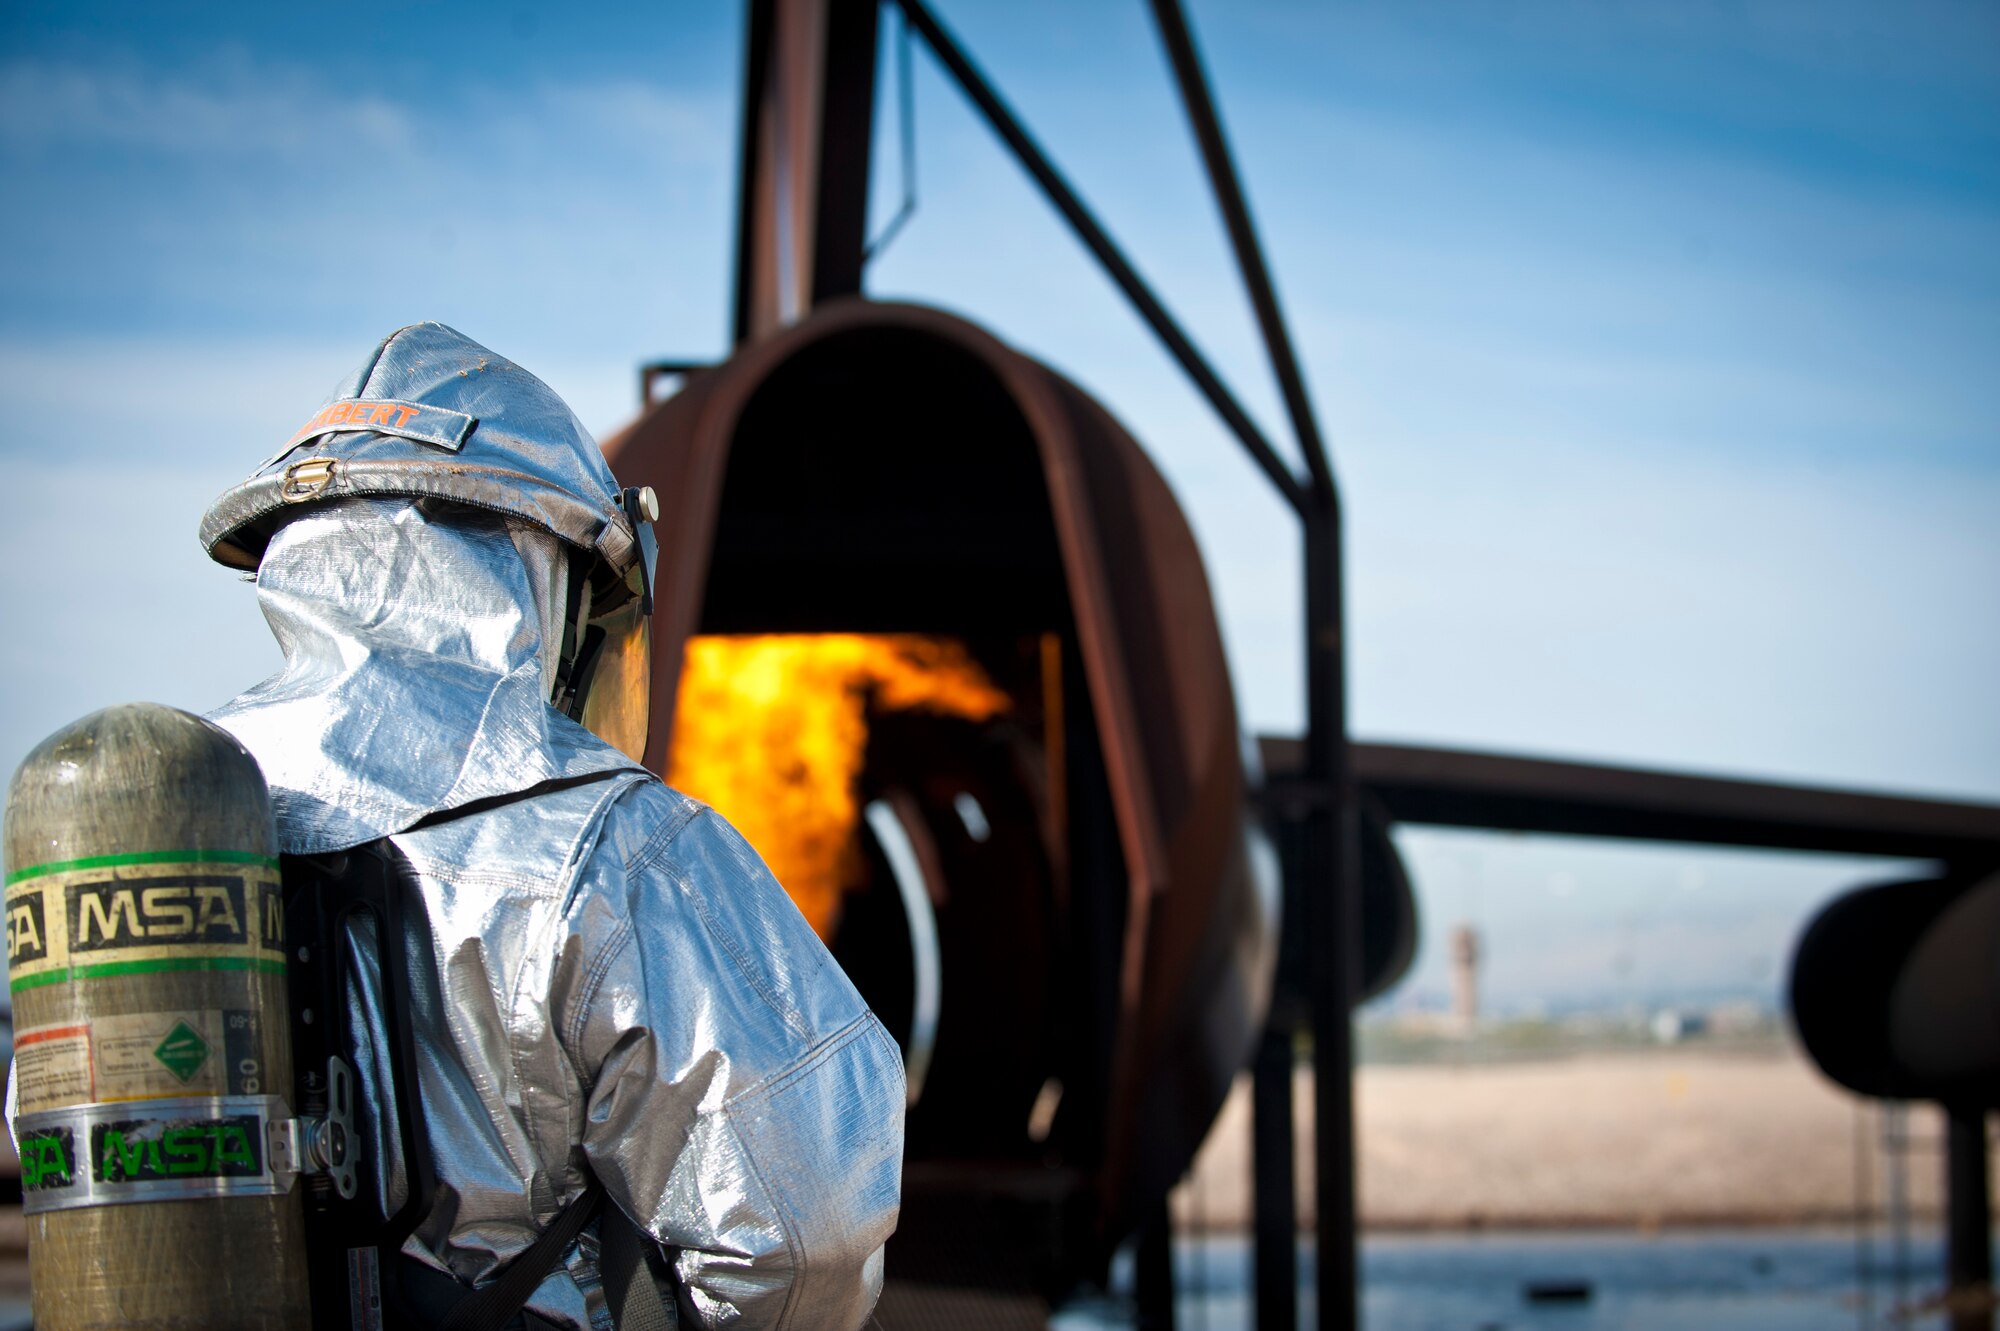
(404, 768), (636, 835)
(599, 1202), (677, 1331)
(429, 1182), (677, 1331)
(437, 1181), (605, 1331)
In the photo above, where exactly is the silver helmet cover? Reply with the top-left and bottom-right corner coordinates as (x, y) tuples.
(210, 495), (642, 854)
(199, 322), (641, 583)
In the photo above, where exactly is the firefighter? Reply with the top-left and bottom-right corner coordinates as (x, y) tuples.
(198, 322), (904, 1328)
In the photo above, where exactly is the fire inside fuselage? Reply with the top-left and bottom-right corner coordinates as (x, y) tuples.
(606, 307), (1268, 1300)
(665, 633), (1012, 939)
(668, 627), (1069, 1134)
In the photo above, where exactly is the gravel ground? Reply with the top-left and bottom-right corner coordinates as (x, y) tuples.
(1173, 1045), (1964, 1230)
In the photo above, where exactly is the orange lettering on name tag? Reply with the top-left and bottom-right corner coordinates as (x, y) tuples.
(288, 400), (422, 445)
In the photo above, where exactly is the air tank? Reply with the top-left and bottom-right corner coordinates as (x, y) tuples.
(4, 703), (308, 1329)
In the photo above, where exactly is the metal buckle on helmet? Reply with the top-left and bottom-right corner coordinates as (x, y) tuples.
(280, 457), (339, 503)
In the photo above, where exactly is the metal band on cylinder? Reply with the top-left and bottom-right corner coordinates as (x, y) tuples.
(16, 1094), (301, 1213)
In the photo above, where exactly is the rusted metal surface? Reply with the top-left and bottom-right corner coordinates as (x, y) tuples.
(732, 0), (880, 343)
(605, 299), (1272, 1257)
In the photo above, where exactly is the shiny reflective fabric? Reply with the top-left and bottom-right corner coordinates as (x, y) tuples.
(200, 331), (903, 1329)
(200, 322), (643, 585)
(212, 500), (632, 854)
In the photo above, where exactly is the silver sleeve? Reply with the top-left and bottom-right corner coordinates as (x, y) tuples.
(562, 801), (904, 1330)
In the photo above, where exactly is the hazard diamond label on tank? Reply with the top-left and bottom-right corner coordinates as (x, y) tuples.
(153, 1021), (210, 1083)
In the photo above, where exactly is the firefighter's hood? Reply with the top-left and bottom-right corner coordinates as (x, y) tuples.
(208, 494), (642, 855)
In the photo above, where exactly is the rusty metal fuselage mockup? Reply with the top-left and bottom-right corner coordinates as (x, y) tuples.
(603, 299), (1277, 1279)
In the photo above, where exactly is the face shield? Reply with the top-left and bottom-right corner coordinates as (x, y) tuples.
(561, 488), (659, 763)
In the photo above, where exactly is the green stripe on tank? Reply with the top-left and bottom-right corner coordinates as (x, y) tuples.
(3, 848), (279, 886)
(8, 955), (288, 993)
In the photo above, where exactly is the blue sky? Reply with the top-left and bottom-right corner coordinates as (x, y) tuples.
(2, 0), (1994, 1010)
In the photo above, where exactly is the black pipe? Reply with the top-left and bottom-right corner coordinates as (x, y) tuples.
(891, 0), (1309, 515)
(1252, 1023), (1299, 1331)
(1136, 1195), (1179, 1331)
(1146, 4), (1356, 1324)
(1302, 515), (1360, 1331)
(1145, 0), (1336, 504)
(1945, 1106), (1993, 1331)
(889, 5), (1360, 1323)
(809, 0), (882, 304)
(730, 0), (776, 347)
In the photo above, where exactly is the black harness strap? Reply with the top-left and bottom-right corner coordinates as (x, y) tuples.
(437, 1181), (606, 1331)
(403, 768), (635, 835)
(292, 776), (672, 1331)
(600, 1203), (678, 1331)
(426, 1184), (678, 1331)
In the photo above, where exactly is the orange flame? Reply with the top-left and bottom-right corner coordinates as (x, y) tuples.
(666, 634), (1011, 938)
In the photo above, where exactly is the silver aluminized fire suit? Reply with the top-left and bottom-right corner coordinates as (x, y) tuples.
(197, 323), (904, 1329)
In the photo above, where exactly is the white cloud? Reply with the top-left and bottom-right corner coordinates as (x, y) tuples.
(0, 50), (737, 354)
(0, 337), (356, 463)
(0, 336), (653, 466)
(0, 51), (728, 170)
(0, 12), (1993, 1017)
(0, 54), (416, 157)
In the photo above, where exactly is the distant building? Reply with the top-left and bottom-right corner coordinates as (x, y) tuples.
(1650, 1008), (1707, 1044)
(1450, 923), (1481, 1033)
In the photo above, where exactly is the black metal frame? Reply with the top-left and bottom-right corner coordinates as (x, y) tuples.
(1946, 1108), (1994, 1331)
(730, 0), (775, 348)
(886, 3), (1360, 1325)
(709, 2), (2000, 1326)
(890, 0), (1307, 514)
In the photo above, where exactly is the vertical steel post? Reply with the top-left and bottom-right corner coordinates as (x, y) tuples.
(1136, 1195), (1179, 1331)
(1945, 1105), (1993, 1331)
(808, 0), (881, 305)
(730, 0), (776, 347)
(1252, 1022), (1299, 1331)
(1303, 513), (1360, 1331)
(731, 0), (879, 344)
(891, 6), (1361, 1321)
(1146, 4), (1356, 1323)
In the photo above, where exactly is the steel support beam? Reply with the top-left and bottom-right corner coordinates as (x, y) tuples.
(1946, 1107), (1993, 1331)
(809, 0), (880, 304)
(732, 0), (880, 344)
(1300, 517), (1359, 1331)
(1144, 6), (1359, 1324)
(1251, 1023), (1300, 1331)
(730, 0), (777, 346)
(1146, 0), (1334, 506)
(1135, 1195), (1178, 1331)
(892, 0), (1307, 514)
